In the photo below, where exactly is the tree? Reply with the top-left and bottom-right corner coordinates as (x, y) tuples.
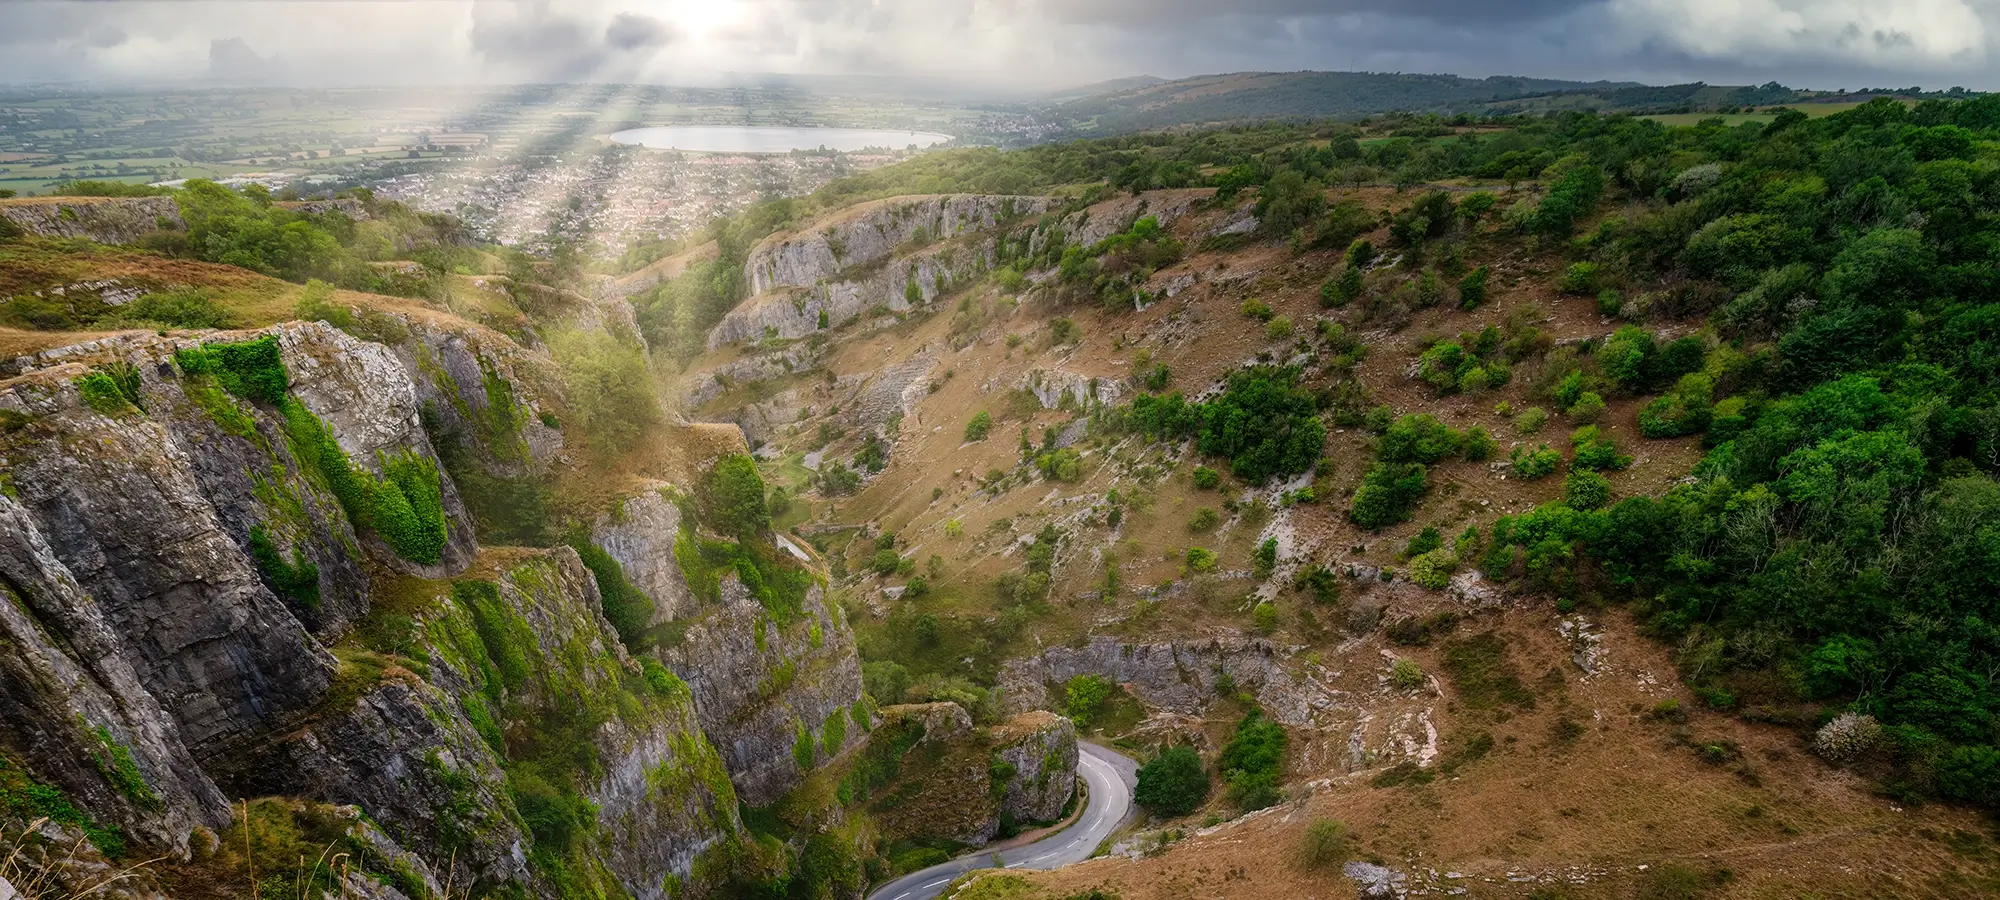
(1134, 746), (1209, 817)
(704, 454), (770, 536)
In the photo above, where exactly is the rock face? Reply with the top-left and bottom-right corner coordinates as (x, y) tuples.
(745, 195), (1050, 297)
(989, 712), (1079, 826)
(1000, 634), (1318, 725)
(0, 197), (184, 244)
(707, 195), (1051, 350)
(661, 577), (866, 806)
(1027, 189), (1208, 257)
(1021, 368), (1123, 410)
(865, 704), (1078, 847)
(591, 490), (701, 623)
(0, 317), (860, 899)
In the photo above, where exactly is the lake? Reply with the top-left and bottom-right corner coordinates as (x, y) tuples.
(607, 125), (954, 154)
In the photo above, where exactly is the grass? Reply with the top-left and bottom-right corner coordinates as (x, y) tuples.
(1440, 632), (1537, 711)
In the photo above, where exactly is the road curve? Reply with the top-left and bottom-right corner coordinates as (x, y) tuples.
(866, 741), (1138, 900)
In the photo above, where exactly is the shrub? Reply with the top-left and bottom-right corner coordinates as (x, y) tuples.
(1509, 444), (1561, 479)
(1063, 674), (1113, 726)
(1192, 465), (1221, 489)
(1323, 265), (1364, 307)
(1266, 315), (1293, 339)
(1457, 266), (1489, 309)
(1253, 601), (1277, 633)
(1558, 262), (1600, 295)
(1349, 462), (1426, 531)
(869, 549), (902, 577)
(1812, 713), (1882, 762)
(1408, 548), (1458, 589)
(1253, 538), (1278, 578)
(1513, 406), (1548, 434)
(1218, 709), (1286, 811)
(1390, 659), (1426, 689)
(1378, 414), (1464, 464)
(1134, 745), (1209, 817)
(964, 411), (993, 442)
(1295, 565), (1341, 604)
(572, 539), (654, 650)
(1404, 526), (1443, 557)
(124, 287), (236, 329)
(1563, 470), (1613, 510)
(1567, 391), (1606, 423)
(1463, 426), (1498, 461)
(248, 525), (320, 610)
(703, 454), (770, 536)
(1185, 547), (1219, 573)
(549, 328), (661, 457)
(1569, 425), (1632, 471)
(1240, 298), (1274, 321)
(1296, 819), (1354, 870)
(1187, 507), (1221, 532)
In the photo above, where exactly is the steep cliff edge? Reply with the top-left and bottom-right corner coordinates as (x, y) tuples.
(705, 195), (1051, 350)
(0, 312), (868, 899)
(0, 196), (185, 245)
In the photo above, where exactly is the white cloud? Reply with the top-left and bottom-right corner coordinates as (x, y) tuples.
(1609, 0), (1989, 70)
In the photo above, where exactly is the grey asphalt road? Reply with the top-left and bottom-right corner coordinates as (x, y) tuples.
(866, 741), (1138, 900)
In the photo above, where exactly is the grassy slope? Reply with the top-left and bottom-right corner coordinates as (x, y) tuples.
(677, 187), (2000, 897)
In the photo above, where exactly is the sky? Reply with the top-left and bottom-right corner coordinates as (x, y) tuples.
(1, 0), (1997, 93)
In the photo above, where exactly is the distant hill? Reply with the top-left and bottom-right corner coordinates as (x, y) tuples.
(1044, 75), (1169, 102)
(1051, 71), (1645, 132)
(1049, 71), (1827, 133)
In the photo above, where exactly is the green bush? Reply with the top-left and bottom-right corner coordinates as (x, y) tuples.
(870, 549), (903, 577)
(1185, 547), (1219, 573)
(1463, 426), (1498, 461)
(1349, 462), (1426, 531)
(1379, 414), (1464, 464)
(1457, 266), (1489, 310)
(548, 327), (661, 457)
(1218, 709), (1286, 811)
(248, 526), (320, 610)
(281, 399), (447, 564)
(1390, 659), (1427, 689)
(123, 288), (237, 329)
(1253, 538), (1278, 578)
(1563, 470), (1613, 510)
(1408, 548), (1457, 589)
(964, 411), (993, 442)
(1297, 819), (1354, 869)
(571, 539), (654, 650)
(703, 454), (770, 536)
(1192, 465), (1221, 489)
(1134, 745), (1209, 817)
(1509, 444), (1562, 479)
(1063, 674), (1113, 726)
(1567, 391), (1606, 423)
(1187, 507), (1221, 532)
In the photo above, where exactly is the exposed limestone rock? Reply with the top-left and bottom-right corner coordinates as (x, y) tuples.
(1001, 634), (1321, 726)
(662, 578), (865, 806)
(0, 493), (231, 852)
(990, 712), (1079, 826)
(1021, 368), (1122, 410)
(221, 677), (529, 888)
(1345, 861), (1409, 899)
(1028, 190), (1209, 257)
(679, 342), (825, 411)
(591, 490), (701, 624)
(744, 195), (1050, 296)
(710, 240), (992, 349)
(0, 359), (339, 760)
(274, 198), (369, 220)
(0, 197), (184, 244)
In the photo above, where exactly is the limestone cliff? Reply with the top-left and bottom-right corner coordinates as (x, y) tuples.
(0, 196), (185, 244)
(0, 313), (865, 899)
(707, 195), (1051, 350)
(863, 704), (1079, 847)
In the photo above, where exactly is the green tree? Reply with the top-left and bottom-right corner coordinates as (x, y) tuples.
(1134, 746), (1210, 817)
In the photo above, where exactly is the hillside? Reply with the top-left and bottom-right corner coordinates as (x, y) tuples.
(634, 96), (2000, 898)
(7, 92), (2000, 900)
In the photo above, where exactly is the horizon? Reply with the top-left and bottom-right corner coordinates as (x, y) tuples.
(3, 0), (1998, 93)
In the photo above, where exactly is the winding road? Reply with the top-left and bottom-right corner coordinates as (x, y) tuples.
(866, 742), (1138, 900)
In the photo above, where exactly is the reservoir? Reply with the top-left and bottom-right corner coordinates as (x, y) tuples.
(608, 125), (954, 154)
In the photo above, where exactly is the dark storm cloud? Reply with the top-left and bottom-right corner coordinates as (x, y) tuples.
(84, 26), (128, 50)
(606, 13), (679, 51)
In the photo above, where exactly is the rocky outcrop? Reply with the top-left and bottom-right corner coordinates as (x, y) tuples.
(661, 578), (865, 806)
(275, 198), (369, 220)
(678, 341), (825, 411)
(1021, 368), (1123, 410)
(1026, 189), (1208, 258)
(1000, 634), (1321, 727)
(0, 197), (184, 244)
(709, 240), (994, 349)
(591, 490), (700, 624)
(990, 712), (1079, 826)
(865, 704), (1078, 847)
(745, 195), (1049, 296)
